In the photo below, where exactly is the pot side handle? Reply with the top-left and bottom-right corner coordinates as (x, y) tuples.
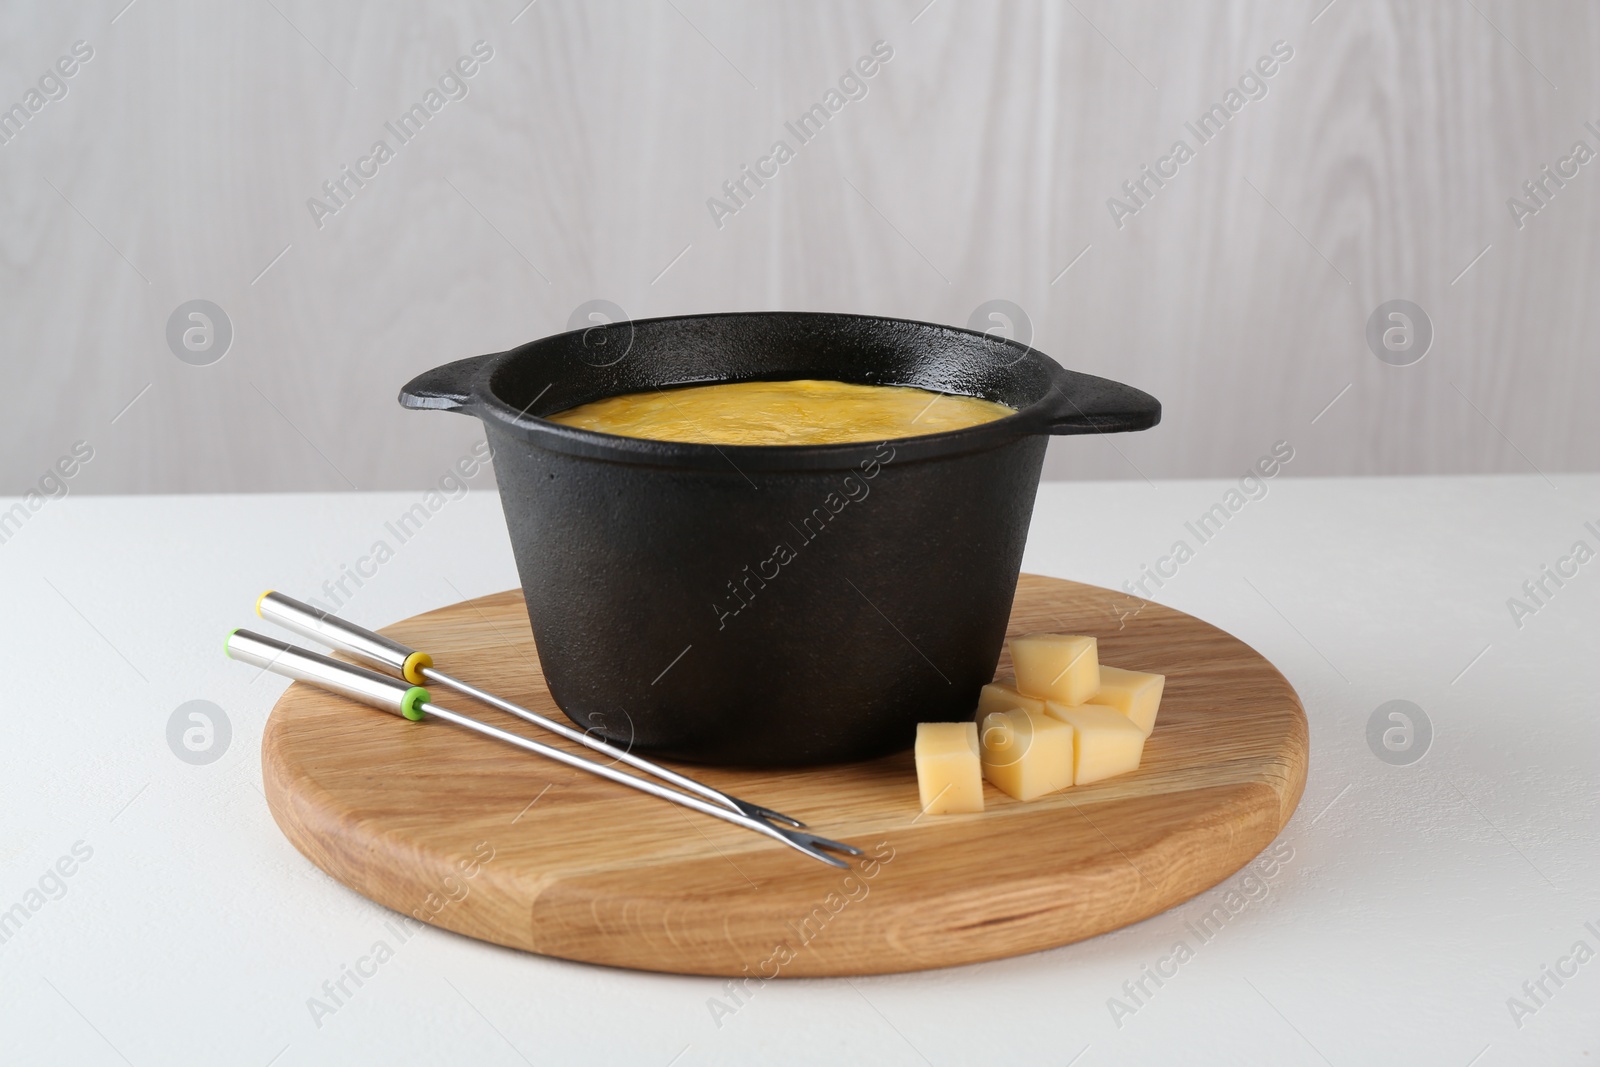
(1040, 370), (1162, 435)
(398, 355), (489, 414)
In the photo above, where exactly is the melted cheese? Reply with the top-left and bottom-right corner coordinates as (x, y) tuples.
(546, 379), (1014, 445)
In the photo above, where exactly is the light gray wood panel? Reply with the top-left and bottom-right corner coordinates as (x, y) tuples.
(1, 0), (1595, 495)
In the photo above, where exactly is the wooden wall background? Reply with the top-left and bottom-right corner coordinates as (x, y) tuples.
(2, 0), (1596, 494)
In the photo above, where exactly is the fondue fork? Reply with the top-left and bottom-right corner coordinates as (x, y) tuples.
(226, 629), (853, 868)
(253, 592), (858, 856)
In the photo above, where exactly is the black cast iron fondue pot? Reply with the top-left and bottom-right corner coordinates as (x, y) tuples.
(400, 311), (1159, 767)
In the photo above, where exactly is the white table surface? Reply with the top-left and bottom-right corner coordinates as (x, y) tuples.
(2, 475), (1596, 1066)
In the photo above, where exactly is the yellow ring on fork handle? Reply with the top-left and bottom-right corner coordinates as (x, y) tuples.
(402, 651), (433, 685)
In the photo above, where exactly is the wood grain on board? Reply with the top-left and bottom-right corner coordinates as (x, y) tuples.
(261, 573), (1307, 977)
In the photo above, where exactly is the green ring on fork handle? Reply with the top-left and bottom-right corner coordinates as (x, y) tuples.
(401, 687), (430, 721)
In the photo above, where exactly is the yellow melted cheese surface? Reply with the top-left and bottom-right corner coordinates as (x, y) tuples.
(546, 379), (1014, 445)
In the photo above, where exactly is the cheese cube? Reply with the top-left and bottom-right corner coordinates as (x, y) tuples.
(914, 722), (984, 814)
(1011, 633), (1100, 705)
(1092, 665), (1166, 736)
(975, 680), (1046, 721)
(977, 708), (1074, 801)
(1043, 703), (1146, 785)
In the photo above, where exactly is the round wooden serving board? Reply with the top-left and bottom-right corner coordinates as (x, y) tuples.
(262, 574), (1307, 977)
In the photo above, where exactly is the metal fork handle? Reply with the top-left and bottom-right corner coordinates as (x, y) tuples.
(256, 590), (813, 832)
(226, 629), (848, 868)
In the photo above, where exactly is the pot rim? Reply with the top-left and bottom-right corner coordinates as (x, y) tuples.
(400, 310), (1160, 472)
